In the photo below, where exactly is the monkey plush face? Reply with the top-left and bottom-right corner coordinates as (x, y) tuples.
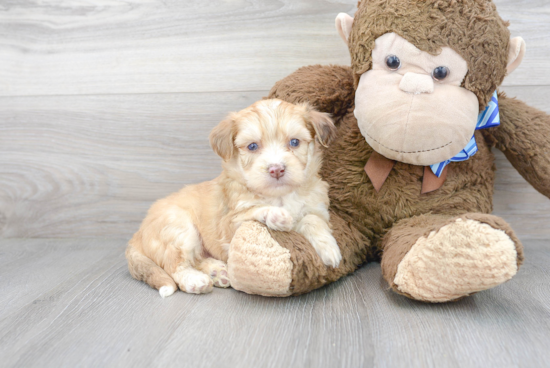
(335, 0), (526, 166)
(353, 33), (479, 165)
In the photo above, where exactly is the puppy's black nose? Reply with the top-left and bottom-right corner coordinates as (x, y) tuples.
(268, 164), (285, 179)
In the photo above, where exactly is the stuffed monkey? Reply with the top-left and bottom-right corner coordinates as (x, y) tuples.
(226, 0), (550, 302)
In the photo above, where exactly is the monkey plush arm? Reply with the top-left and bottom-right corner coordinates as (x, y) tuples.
(268, 65), (355, 121)
(482, 92), (550, 198)
(227, 210), (370, 296)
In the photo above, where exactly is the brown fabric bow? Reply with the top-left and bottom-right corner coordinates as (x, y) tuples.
(364, 151), (448, 194)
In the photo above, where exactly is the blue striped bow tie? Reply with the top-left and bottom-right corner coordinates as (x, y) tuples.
(430, 91), (500, 177)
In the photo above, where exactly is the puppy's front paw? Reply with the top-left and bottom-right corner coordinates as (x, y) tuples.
(265, 207), (293, 232)
(311, 234), (342, 268)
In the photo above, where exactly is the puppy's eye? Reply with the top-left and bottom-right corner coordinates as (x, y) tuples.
(432, 66), (449, 81)
(290, 139), (300, 147)
(247, 143), (259, 151)
(385, 55), (401, 71)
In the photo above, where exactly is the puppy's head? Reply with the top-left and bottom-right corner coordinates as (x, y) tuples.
(210, 99), (336, 197)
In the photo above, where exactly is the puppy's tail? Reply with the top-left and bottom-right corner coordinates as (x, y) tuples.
(126, 244), (177, 298)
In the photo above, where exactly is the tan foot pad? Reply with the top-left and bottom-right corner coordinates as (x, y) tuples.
(227, 221), (293, 297)
(394, 219), (518, 302)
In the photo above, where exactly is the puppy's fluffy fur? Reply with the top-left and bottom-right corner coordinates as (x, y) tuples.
(126, 99), (341, 298)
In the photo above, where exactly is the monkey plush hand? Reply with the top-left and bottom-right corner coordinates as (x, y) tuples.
(226, 0), (550, 302)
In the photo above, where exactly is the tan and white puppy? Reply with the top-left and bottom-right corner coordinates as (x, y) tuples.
(126, 99), (341, 298)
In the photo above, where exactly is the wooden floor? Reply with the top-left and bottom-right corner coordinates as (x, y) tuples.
(0, 237), (549, 368)
(1, 1), (550, 367)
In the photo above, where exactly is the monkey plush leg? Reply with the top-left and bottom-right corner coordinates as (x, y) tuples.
(227, 211), (370, 297)
(380, 213), (524, 303)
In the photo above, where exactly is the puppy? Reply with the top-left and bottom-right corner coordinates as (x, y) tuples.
(126, 99), (341, 298)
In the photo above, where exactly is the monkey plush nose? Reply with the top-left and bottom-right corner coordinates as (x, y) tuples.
(268, 164), (285, 179)
(399, 72), (434, 94)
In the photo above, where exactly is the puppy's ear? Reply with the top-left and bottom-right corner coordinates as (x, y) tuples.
(304, 106), (337, 148)
(210, 115), (236, 161)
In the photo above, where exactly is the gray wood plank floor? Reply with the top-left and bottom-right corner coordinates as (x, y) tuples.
(1, 1), (550, 367)
(0, 238), (549, 368)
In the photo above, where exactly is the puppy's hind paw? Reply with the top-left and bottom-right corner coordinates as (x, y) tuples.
(265, 207), (293, 232)
(198, 258), (231, 289)
(182, 272), (214, 294)
(209, 263), (231, 288)
(211, 269), (231, 288)
(159, 285), (176, 298)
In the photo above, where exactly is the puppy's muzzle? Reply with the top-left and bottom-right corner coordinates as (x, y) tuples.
(268, 164), (285, 179)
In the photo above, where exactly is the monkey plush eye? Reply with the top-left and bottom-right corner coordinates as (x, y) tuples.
(247, 143), (259, 151)
(385, 55), (401, 70)
(432, 66), (450, 81)
(290, 139), (300, 147)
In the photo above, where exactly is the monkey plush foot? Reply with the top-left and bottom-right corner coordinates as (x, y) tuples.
(381, 213), (524, 303)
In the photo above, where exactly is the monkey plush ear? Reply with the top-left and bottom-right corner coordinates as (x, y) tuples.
(209, 116), (235, 161)
(507, 37), (526, 75)
(306, 109), (337, 148)
(335, 13), (354, 45)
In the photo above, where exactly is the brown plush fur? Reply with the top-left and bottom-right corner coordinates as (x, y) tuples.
(264, 63), (548, 297)
(272, 65), (497, 247)
(483, 93), (550, 198)
(229, 0), (550, 301)
(350, 0), (510, 110)
(269, 210), (372, 295)
(268, 65), (356, 120)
